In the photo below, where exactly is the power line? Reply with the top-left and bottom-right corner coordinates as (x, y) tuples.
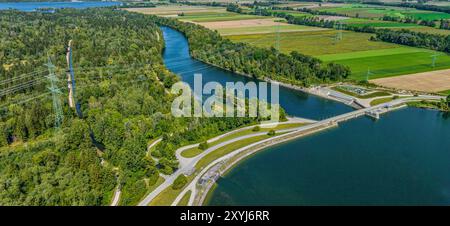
(0, 69), (47, 86)
(45, 57), (64, 130)
(0, 92), (51, 110)
(0, 78), (46, 97)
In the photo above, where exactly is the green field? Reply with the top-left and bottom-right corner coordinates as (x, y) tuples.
(227, 30), (397, 56)
(323, 47), (450, 80)
(342, 18), (420, 28)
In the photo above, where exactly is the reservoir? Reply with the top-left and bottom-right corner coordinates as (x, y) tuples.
(161, 26), (450, 205)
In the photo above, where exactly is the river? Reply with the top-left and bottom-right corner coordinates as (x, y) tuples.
(161, 26), (450, 206)
(161, 26), (353, 120)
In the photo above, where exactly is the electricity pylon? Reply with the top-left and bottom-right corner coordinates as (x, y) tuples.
(431, 53), (441, 67)
(335, 21), (343, 41)
(366, 68), (373, 81)
(275, 23), (280, 53)
(45, 57), (63, 129)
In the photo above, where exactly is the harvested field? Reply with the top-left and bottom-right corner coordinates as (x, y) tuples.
(198, 18), (285, 29)
(371, 69), (450, 93)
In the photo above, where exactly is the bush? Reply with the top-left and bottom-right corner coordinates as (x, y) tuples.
(198, 141), (209, 150)
(267, 130), (276, 136)
(252, 126), (260, 132)
(172, 174), (188, 190)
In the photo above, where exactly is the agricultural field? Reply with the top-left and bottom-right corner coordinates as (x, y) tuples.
(340, 18), (420, 28)
(178, 11), (267, 22)
(226, 30), (397, 56)
(389, 26), (450, 35)
(268, 8), (450, 34)
(134, 3), (450, 82)
(313, 3), (450, 21)
(199, 18), (326, 35)
(370, 69), (450, 93)
(227, 29), (450, 80)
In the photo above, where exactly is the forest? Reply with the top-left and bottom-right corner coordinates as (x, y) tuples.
(0, 8), (275, 205)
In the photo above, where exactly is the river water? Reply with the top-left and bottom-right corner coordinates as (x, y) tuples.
(161, 26), (450, 205)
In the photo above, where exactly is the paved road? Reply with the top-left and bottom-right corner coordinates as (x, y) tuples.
(110, 188), (121, 206)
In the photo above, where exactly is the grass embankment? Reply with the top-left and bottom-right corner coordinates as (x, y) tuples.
(149, 174), (194, 206)
(331, 86), (390, 99)
(150, 132), (287, 206)
(195, 134), (277, 171)
(407, 100), (447, 110)
(439, 90), (450, 95)
(181, 123), (305, 158)
(370, 97), (394, 106)
(177, 191), (192, 206)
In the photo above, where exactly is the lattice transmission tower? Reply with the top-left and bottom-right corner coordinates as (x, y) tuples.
(45, 57), (64, 129)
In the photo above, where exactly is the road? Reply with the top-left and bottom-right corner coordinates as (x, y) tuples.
(137, 119), (315, 206)
(110, 188), (121, 206)
(139, 94), (443, 206)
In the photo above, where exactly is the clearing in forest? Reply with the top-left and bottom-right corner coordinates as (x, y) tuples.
(370, 69), (450, 93)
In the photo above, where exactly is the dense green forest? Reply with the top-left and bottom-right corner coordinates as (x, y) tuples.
(154, 15), (350, 86)
(0, 8), (275, 205)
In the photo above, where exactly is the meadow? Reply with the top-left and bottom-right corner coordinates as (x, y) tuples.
(226, 30), (397, 56)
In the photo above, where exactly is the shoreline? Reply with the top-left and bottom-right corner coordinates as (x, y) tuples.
(191, 56), (356, 108)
